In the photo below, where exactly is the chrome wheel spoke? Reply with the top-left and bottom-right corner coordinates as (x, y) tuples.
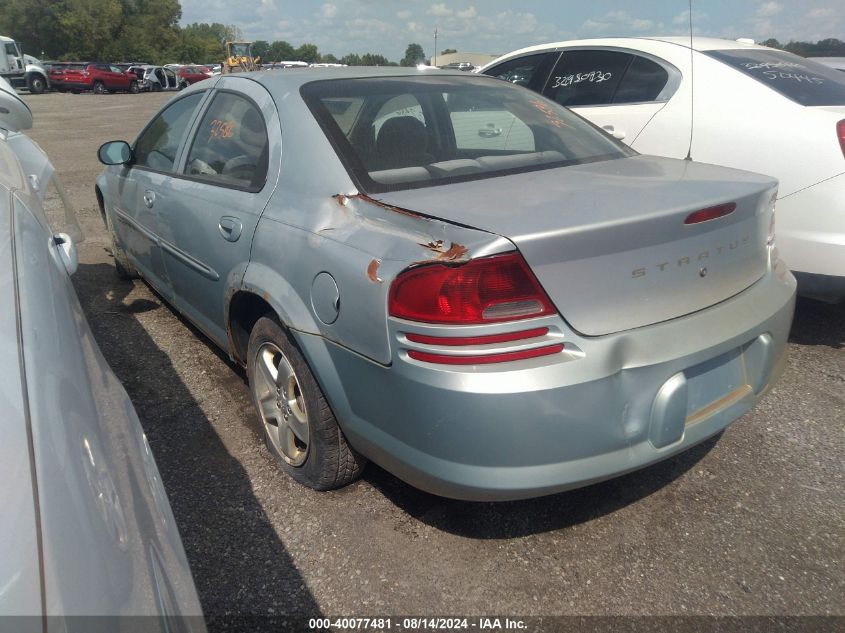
(258, 348), (279, 390)
(278, 423), (300, 461)
(264, 416), (282, 448)
(287, 409), (309, 444)
(258, 393), (280, 423)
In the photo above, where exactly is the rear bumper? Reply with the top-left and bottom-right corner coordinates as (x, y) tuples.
(298, 256), (796, 501)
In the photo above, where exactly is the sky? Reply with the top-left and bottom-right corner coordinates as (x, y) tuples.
(178, 1), (845, 61)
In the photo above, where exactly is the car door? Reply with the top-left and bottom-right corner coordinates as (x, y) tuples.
(542, 49), (679, 145)
(107, 64), (129, 90)
(159, 77), (278, 348)
(164, 67), (178, 89)
(112, 91), (208, 300)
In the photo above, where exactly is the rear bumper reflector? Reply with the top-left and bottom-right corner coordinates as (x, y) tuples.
(408, 343), (564, 365)
(405, 327), (549, 347)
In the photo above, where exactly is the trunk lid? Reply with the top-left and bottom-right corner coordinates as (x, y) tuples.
(375, 155), (777, 336)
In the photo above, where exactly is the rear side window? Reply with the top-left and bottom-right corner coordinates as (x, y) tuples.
(183, 92), (269, 190)
(544, 50), (632, 107)
(134, 93), (204, 171)
(613, 55), (670, 103)
(484, 52), (558, 91)
(706, 49), (845, 106)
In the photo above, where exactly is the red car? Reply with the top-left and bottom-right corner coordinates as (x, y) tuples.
(46, 62), (87, 92)
(51, 63), (139, 94)
(176, 65), (212, 85)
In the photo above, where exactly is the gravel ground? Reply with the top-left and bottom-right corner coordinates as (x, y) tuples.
(21, 92), (844, 627)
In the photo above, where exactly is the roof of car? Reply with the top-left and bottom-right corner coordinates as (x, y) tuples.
(226, 65), (477, 93)
(481, 36), (769, 68)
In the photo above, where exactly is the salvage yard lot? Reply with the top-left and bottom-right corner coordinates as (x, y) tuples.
(23, 91), (844, 622)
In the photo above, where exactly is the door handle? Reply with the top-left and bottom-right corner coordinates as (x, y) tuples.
(601, 125), (627, 140)
(142, 190), (156, 208)
(478, 125), (503, 138)
(218, 216), (243, 242)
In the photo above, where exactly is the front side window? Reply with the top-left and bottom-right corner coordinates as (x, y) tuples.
(133, 92), (204, 171)
(706, 49), (845, 106)
(303, 75), (632, 193)
(183, 92), (269, 190)
(544, 50), (633, 107)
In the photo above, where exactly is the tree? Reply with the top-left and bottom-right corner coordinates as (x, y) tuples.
(400, 43), (425, 66)
(361, 53), (392, 66)
(320, 52), (339, 64)
(268, 40), (295, 61)
(295, 43), (320, 64)
(341, 53), (361, 66)
(251, 40), (270, 60)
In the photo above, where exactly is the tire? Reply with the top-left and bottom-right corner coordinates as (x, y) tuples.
(104, 210), (138, 279)
(129, 80), (139, 94)
(247, 316), (365, 490)
(27, 74), (46, 94)
(93, 80), (106, 94)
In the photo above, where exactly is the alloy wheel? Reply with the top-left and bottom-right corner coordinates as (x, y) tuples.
(252, 342), (309, 466)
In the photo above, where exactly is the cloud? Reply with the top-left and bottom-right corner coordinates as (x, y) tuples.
(808, 7), (834, 18)
(396, 10), (412, 19)
(756, 2), (783, 17)
(456, 6), (477, 20)
(427, 3), (453, 17)
(580, 10), (654, 35)
(320, 3), (337, 19)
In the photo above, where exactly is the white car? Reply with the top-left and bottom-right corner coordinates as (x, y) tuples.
(811, 57), (845, 73)
(481, 37), (845, 301)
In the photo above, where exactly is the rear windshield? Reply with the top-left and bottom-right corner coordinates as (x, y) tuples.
(706, 49), (845, 106)
(301, 75), (632, 193)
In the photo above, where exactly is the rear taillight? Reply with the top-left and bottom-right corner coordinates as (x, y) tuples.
(838, 120), (845, 159)
(388, 252), (556, 324)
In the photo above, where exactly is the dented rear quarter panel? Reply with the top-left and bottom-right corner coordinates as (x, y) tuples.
(243, 80), (511, 365)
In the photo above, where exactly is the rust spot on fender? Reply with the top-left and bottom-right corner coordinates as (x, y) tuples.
(332, 193), (351, 208)
(418, 239), (469, 262)
(367, 258), (382, 283)
(437, 243), (468, 261)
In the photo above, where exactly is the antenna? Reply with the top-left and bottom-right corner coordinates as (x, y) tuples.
(685, 0), (694, 160)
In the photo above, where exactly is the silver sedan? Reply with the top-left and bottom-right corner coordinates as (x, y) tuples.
(96, 68), (796, 501)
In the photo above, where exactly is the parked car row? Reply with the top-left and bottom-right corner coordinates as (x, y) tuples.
(4, 34), (837, 621)
(45, 61), (213, 93)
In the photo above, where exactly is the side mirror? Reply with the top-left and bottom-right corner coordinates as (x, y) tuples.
(97, 140), (132, 165)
